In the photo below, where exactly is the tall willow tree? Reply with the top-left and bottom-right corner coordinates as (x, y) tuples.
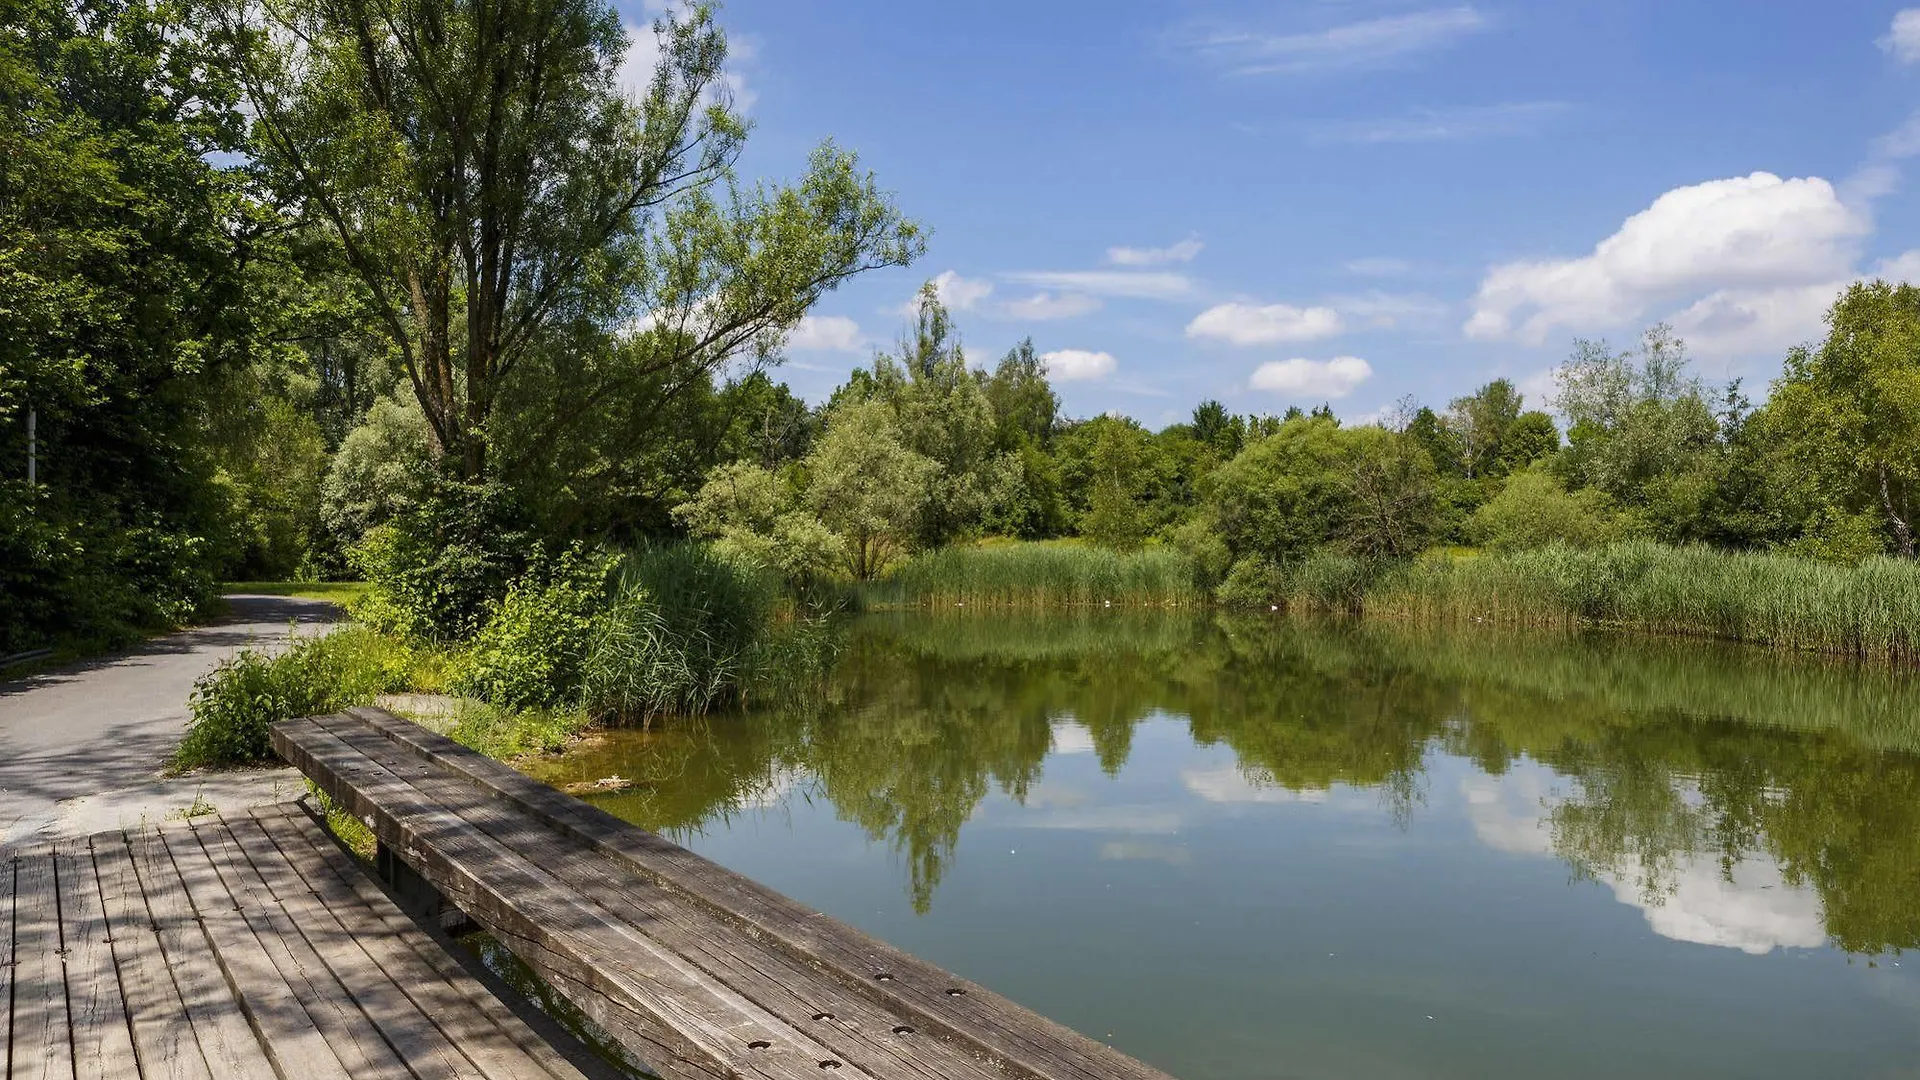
(234, 0), (920, 481)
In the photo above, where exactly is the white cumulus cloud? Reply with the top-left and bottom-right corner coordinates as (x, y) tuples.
(1040, 349), (1118, 382)
(1003, 292), (1102, 320)
(1107, 237), (1204, 266)
(1188, 302), (1345, 345)
(1882, 9), (1920, 62)
(904, 270), (994, 315)
(1249, 356), (1373, 399)
(786, 315), (866, 353)
(1464, 172), (1869, 347)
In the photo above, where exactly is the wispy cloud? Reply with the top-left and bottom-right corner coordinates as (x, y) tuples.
(1182, 6), (1489, 77)
(1002, 292), (1102, 320)
(1310, 101), (1567, 144)
(1001, 270), (1193, 300)
(1107, 237), (1204, 267)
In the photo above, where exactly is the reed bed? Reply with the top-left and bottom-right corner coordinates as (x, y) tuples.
(869, 543), (1201, 609)
(1367, 541), (1920, 664)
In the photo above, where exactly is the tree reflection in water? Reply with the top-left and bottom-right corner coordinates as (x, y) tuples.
(529, 611), (1920, 950)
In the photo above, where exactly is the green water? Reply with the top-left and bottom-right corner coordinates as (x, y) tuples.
(528, 612), (1920, 1079)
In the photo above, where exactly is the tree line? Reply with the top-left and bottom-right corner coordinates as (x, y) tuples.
(5, 0), (1918, 656)
(681, 281), (1920, 599)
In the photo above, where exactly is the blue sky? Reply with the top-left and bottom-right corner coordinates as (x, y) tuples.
(623, 2), (1920, 427)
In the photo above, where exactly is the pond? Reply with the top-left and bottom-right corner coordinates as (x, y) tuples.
(525, 612), (1920, 1079)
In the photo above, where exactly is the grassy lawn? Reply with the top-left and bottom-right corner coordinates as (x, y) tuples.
(222, 581), (371, 605)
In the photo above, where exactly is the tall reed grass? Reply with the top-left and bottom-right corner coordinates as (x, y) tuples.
(869, 543), (1200, 609)
(582, 544), (840, 722)
(1365, 541), (1920, 663)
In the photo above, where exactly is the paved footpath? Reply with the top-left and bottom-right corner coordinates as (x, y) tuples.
(0, 595), (340, 845)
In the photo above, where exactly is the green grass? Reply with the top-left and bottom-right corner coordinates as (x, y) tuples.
(446, 698), (596, 761)
(1363, 541), (1920, 664)
(868, 542), (1200, 609)
(223, 581), (371, 605)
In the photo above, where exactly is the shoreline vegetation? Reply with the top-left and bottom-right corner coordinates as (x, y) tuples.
(185, 531), (1920, 776)
(869, 539), (1920, 665)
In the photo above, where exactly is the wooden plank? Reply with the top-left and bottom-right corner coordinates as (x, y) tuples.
(0, 855), (15, 1078)
(54, 845), (139, 1080)
(351, 730), (1006, 1080)
(155, 819), (363, 1080)
(184, 816), (485, 1080)
(183, 817), (436, 1080)
(330, 707), (1174, 1080)
(121, 829), (278, 1079)
(236, 807), (588, 1080)
(91, 836), (213, 1080)
(279, 717), (836, 1080)
(11, 845), (74, 1080)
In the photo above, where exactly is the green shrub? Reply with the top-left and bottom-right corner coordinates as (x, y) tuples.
(348, 479), (532, 642)
(173, 626), (413, 769)
(1216, 556), (1285, 609)
(0, 488), (218, 654)
(1470, 470), (1621, 552)
(453, 548), (615, 711)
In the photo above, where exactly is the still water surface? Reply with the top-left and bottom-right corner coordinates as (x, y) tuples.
(528, 613), (1920, 1079)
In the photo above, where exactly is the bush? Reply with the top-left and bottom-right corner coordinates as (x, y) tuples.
(1216, 556), (1285, 609)
(0, 487), (218, 654)
(349, 479), (532, 642)
(453, 548), (615, 711)
(1470, 469), (1621, 552)
(173, 626), (413, 769)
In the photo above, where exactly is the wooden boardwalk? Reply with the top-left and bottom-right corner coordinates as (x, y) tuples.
(280, 707), (1178, 1080)
(3, 804), (596, 1079)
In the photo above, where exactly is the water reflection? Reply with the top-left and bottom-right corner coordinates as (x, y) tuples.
(530, 611), (1920, 955)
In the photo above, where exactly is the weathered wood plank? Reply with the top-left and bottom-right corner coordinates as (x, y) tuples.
(91, 836), (213, 1080)
(122, 830), (277, 1080)
(191, 813), (492, 1080)
(155, 819), (362, 1080)
(182, 816), (441, 1080)
(346, 724), (1007, 1080)
(330, 706), (1175, 1080)
(0, 856), (16, 1077)
(11, 845), (73, 1080)
(236, 807), (588, 1080)
(280, 717), (840, 1080)
(53, 846), (139, 1080)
